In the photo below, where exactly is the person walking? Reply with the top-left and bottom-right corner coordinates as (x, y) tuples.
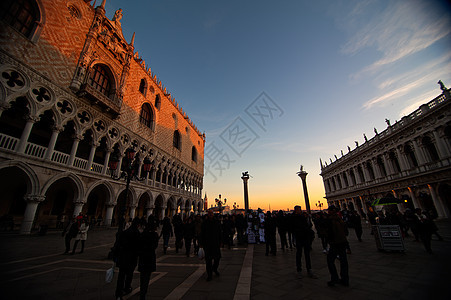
(276, 210), (288, 251)
(62, 217), (79, 254)
(160, 217), (173, 254)
(313, 212), (329, 253)
(325, 205), (349, 287)
(193, 215), (203, 255)
(138, 216), (159, 300)
(264, 211), (277, 256)
(201, 209), (222, 281)
(291, 205), (317, 279)
(183, 216), (195, 257)
(172, 215), (184, 254)
(114, 218), (140, 299)
(349, 210), (363, 242)
(71, 218), (89, 254)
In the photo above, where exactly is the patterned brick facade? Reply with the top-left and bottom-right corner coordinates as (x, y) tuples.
(0, 0), (205, 233)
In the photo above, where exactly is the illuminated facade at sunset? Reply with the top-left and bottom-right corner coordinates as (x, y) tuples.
(321, 85), (451, 219)
(0, 0), (205, 233)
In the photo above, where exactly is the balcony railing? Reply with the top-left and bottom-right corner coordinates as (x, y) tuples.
(0, 133), (201, 199)
(78, 83), (121, 118)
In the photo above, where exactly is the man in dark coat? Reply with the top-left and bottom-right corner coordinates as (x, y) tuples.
(62, 218), (79, 254)
(201, 209), (222, 281)
(291, 205), (317, 278)
(276, 210), (288, 251)
(264, 211), (277, 255)
(114, 218), (140, 299)
(138, 216), (159, 300)
(326, 205), (349, 287)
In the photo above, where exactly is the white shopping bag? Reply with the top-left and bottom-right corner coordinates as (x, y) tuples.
(198, 247), (205, 260)
(105, 263), (115, 283)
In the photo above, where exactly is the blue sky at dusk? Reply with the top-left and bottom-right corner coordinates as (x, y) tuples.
(103, 0), (451, 211)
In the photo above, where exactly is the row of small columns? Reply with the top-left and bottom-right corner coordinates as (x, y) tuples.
(328, 183), (449, 219)
(325, 132), (450, 194)
(10, 116), (202, 195)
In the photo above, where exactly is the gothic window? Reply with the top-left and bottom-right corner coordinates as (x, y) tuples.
(173, 130), (181, 150)
(192, 146), (197, 162)
(139, 103), (153, 128)
(0, 0), (39, 38)
(139, 79), (147, 96)
(155, 94), (161, 110)
(89, 64), (112, 97)
(422, 136), (440, 162)
(404, 144), (418, 168)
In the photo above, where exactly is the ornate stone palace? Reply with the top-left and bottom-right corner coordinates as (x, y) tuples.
(320, 83), (451, 219)
(0, 0), (205, 234)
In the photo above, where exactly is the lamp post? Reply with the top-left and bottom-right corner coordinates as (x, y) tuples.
(297, 165), (311, 215)
(215, 194), (227, 215)
(241, 171), (250, 214)
(108, 147), (152, 233)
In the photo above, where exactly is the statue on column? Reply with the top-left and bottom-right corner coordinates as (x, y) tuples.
(112, 9), (123, 22)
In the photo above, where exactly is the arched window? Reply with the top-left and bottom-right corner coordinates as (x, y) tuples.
(89, 64), (112, 97)
(422, 136), (440, 162)
(139, 103), (153, 128)
(139, 79), (147, 96)
(173, 130), (181, 150)
(389, 151), (401, 173)
(349, 169), (356, 185)
(404, 144), (418, 168)
(1, 0), (39, 38)
(366, 161), (375, 180)
(192, 146), (197, 162)
(155, 94), (161, 110)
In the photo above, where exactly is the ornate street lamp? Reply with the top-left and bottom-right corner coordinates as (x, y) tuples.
(108, 146), (152, 233)
(316, 201), (324, 211)
(215, 194), (227, 215)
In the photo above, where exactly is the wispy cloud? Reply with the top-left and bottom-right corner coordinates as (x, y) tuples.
(342, 0), (451, 78)
(362, 59), (451, 109)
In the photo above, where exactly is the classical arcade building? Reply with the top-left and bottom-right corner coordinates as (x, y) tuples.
(320, 83), (451, 219)
(0, 0), (205, 234)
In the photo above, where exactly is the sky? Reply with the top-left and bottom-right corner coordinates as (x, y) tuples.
(103, 0), (451, 211)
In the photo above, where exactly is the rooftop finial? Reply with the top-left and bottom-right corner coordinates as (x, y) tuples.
(100, 0), (106, 9)
(130, 32), (135, 46)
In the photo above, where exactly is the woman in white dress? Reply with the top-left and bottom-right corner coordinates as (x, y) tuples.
(71, 218), (89, 254)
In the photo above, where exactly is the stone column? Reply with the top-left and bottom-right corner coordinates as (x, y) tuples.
(45, 127), (62, 160)
(396, 148), (408, 171)
(20, 195), (45, 234)
(73, 200), (84, 216)
(101, 148), (112, 175)
(67, 135), (82, 166)
(105, 205), (114, 226)
(359, 196), (368, 216)
(86, 142), (98, 171)
(160, 206), (166, 221)
(412, 139), (426, 165)
(362, 164), (370, 182)
(371, 158), (382, 179)
(428, 184), (447, 218)
(408, 187), (421, 209)
(433, 130), (448, 159)
(146, 208), (154, 218)
(383, 153), (394, 175)
(16, 117), (37, 153)
(353, 166), (362, 184)
(129, 205), (136, 220)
